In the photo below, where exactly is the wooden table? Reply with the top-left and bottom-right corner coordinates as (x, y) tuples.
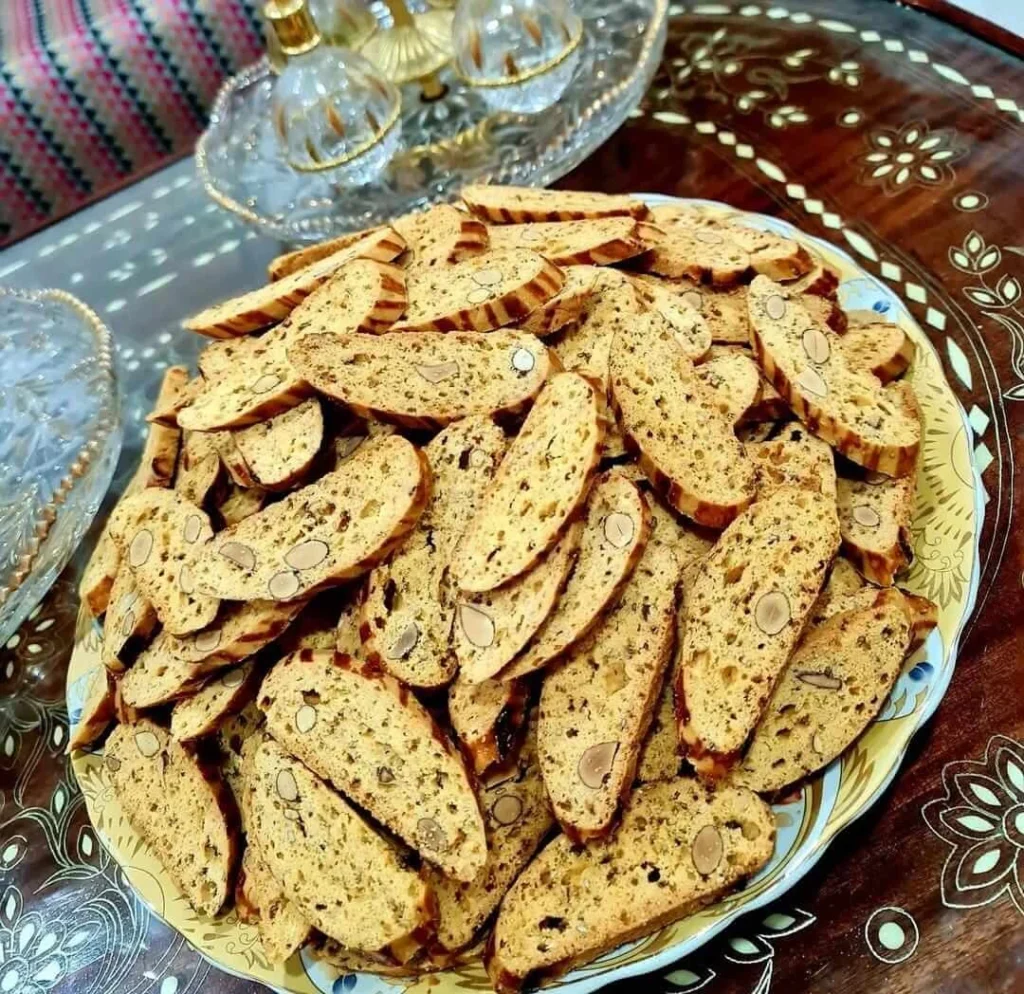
(1, 1), (1021, 992)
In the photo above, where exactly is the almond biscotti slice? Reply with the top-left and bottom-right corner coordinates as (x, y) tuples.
(211, 429), (258, 488)
(267, 225), (385, 280)
(610, 311), (756, 528)
(101, 567), (158, 672)
(448, 675), (529, 775)
(393, 203), (489, 270)
(107, 489), (219, 636)
(184, 227), (406, 338)
(68, 664), (116, 751)
(431, 719), (554, 952)
(288, 328), (554, 430)
(486, 218), (644, 267)
(516, 265), (599, 338)
(175, 430), (222, 507)
(678, 486), (840, 776)
(247, 735), (434, 951)
(789, 261), (840, 299)
(503, 470), (650, 680)
(538, 542), (678, 839)
(391, 250), (564, 333)
(258, 649), (487, 880)
(746, 423), (838, 500)
(230, 398), (323, 491)
(451, 372), (605, 593)
(235, 843), (312, 964)
(215, 482), (268, 527)
(119, 631), (214, 709)
(836, 469), (915, 585)
(633, 277), (751, 346)
(105, 719), (239, 915)
(631, 278), (712, 361)
(135, 365), (189, 487)
(454, 520), (583, 684)
(486, 779), (775, 992)
(695, 346), (764, 426)
(191, 435), (429, 602)
(838, 321), (915, 383)
(635, 663), (682, 784)
(462, 184), (648, 223)
(810, 556), (867, 624)
(748, 276), (921, 476)
(170, 598), (303, 668)
(361, 417), (506, 688)
(729, 589), (912, 793)
(170, 660), (260, 743)
(216, 701), (263, 831)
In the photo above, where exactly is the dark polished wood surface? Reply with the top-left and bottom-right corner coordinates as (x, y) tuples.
(1, 1), (1021, 992)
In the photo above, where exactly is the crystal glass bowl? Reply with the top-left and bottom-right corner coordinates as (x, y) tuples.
(0, 288), (121, 645)
(196, 0), (668, 241)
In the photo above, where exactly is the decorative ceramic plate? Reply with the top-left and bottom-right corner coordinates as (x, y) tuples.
(67, 196), (983, 994)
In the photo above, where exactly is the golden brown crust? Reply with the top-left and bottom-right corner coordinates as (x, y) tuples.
(462, 185), (649, 223)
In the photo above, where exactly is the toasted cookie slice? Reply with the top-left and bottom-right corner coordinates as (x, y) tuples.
(454, 521), (583, 684)
(487, 779), (775, 992)
(729, 589), (912, 793)
(789, 261), (840, 299)
(728, 223), (813, 281)
(803, 292), (848, 333)
(486, 218), (644, 267)
(392, 250), (564, 333)
(538, 542), (678, 840)
(610, 312), (756, 528)
(236, 844), (313, 964)
(191, 435), (429, 603)
(101, 567), (158, 672)
(170, 660), (261, 743)
(695, 346), (764, 426)
(105, 719), (239, 916)
(504, 471), (650, 680)
(135, 365), (188, 487)
(120, 631), (214, 709)
(197, 332), (262, 380)
(812, 581), (936, 648)
(361, 417), (506, 688)
(216, 483), (268, 527)
(79, 531), (123, 619)
(462, 185), (648, 223)
(642, 222), (751, 285)
(448, 675), (529, 775)
(184, 227), (406, 338)
(247, 735), (434, 951)
(746, 423), (838, 500)
(175, 431), (222, 507)
(258, 649), (487, 881)
(107, 489), (219, 636)
(635, 659), (682, 784)
(451, 372), (605, 593)
(393, 204), (489, 270)
(212, 429), (257, 488)
(335, 597), (363, 657)
(748, 276), (921, 476)
(231, 398), (324, 491)
(678, 486), (840, 776)
(288, 329), (553, 430)
(836, 470), (915, 585)
(810, 556), (867, 624)
(267, 225), (385, 280)
(516, 265), (599, 338)
(68, 664), (116, 751)
(838, 321), (915, 383)
(179, 260), (408, 432)
(631, 278), (712, 361)
(216, 701), (264, 831)
(431, 719), (554, 952)
(633, 277), (750, 346)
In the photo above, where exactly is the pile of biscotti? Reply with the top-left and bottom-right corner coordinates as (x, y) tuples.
(72, 185), (937, 993)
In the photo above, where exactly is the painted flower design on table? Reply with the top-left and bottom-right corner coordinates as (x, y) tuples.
(922, 735), (1024, 914)
(859, 122), (964, 194)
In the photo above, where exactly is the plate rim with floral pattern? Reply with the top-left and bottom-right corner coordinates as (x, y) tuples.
(66, 195), (984, 994)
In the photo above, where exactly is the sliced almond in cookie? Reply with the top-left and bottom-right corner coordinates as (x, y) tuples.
(634, 277), (750, 346)
(231, 398), (323, 491)
(175, 430), (222, 507)
(170, 659), (261, 743)
(538, 542), (678, 840)
(361, 417), (506, 688)
(486, 218), (644, 267)
(258, 649), (487, 881)
(748, 276), (920, 476)
(838, 321), (915, 382)
(101, 567), (158, 672)
(729, 589), (912, 793)
(448, 675), (529, 775)
(746, 423), (838, 500)
(452, 372), (605, 593)
(486, 779), (774, 992)
(267, 225), (386, 281)
(632, 278), (712, 361)
(68, 664), (116, 751)
(289, 328), (553, 430)
(247, 734), (434, 950)
(677, 485), (839, 776)
(392, 249), (564, 333)
(393, 203), (489, 270)
(105, 719), (239, 916)
(235, 843), (312, 964)
(695, 345), (764, 426)
(179, 260), (408, 431)
(837, 469), (915, 585)
(504, 470), (650, 680)
(455, 521), (583, 684)
(462, 184), (648, 223)
(192, 435), (429, 603)
(184, 227), (406, 338)
(610, 312), (756, 528)
(107, 489), (219, 636)
(516, 265), (600, 338)
(431, 717), (554, 952)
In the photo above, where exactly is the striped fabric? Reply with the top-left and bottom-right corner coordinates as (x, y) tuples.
(0, 0), (266, 246)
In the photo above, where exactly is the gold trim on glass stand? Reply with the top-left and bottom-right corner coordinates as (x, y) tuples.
(287, 101), (401, 172)
(455, 21), (584, 88)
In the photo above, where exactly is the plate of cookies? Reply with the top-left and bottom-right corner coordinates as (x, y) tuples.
(67, 186), (982, 994)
